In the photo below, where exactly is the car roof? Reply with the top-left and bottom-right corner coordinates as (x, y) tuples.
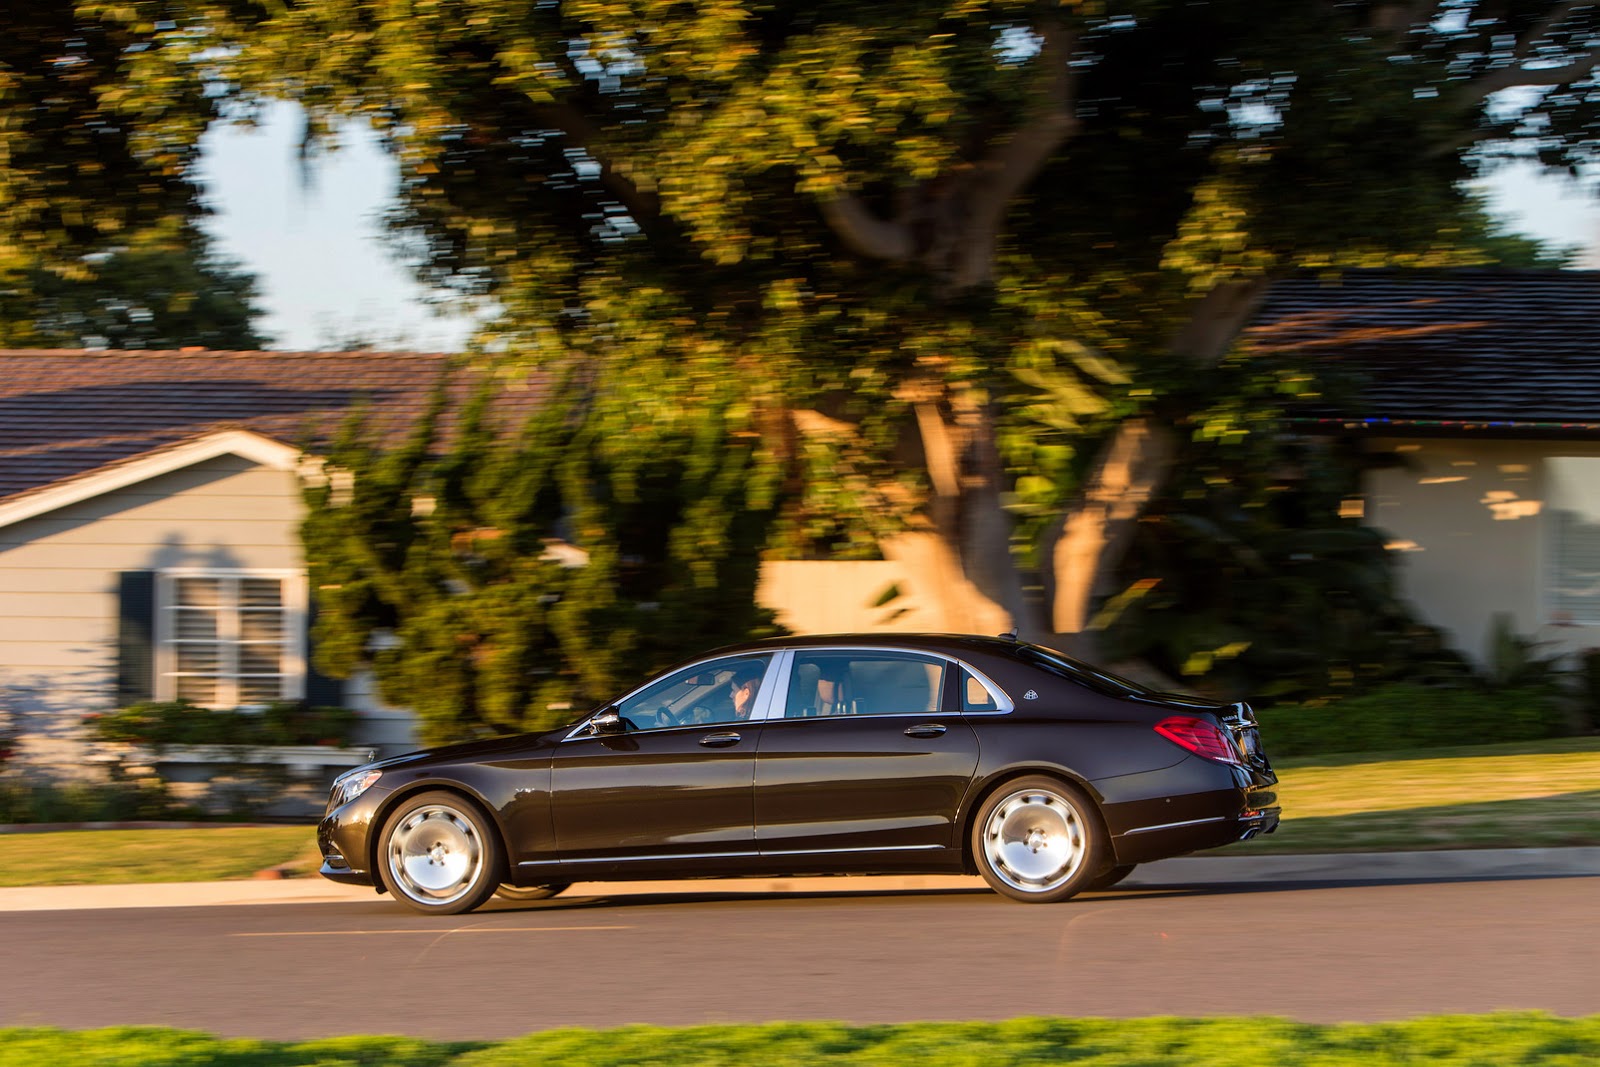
(707, 632), (1031, 659)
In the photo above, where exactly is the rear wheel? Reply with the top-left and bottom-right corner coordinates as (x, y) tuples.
(1086, 863), (1137, 892)
(494, 883), (571, 902)
(378, 791), (503, 916)
(971, 776), (1105, 904)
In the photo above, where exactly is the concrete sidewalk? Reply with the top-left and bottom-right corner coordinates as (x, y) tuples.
(2, 847), (1596, 912)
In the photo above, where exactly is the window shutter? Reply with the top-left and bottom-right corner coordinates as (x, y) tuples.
(116, 571), (156, 706)
(303, 594), (347, 707)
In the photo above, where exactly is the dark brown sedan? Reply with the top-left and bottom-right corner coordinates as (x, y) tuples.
(319, 634), (1280, 914)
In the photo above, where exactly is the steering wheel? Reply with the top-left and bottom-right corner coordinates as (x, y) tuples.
(653, 704), (683, 728)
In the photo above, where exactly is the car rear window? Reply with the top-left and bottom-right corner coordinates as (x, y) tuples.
(1016, 644), (1154, 700)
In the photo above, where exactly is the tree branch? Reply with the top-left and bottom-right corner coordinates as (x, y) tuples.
(529, 99), (663, 234)
(950, 20), (1080, 289)
(817, 190), (914, 261)
(1452, 2), (1600, 107)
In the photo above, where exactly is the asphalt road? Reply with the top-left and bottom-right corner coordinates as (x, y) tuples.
(5, 871), (1597, 1040)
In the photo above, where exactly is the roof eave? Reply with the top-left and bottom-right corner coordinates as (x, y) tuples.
(0, 428), (303, 532)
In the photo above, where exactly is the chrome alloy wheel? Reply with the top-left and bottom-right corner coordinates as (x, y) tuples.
(981, 785), (1088, 894)
(387, 802), (485, 906)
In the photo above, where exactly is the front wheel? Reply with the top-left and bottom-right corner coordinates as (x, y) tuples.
(378, 790), (504, 915)
(971, 776), (1105, 904)
(494, 882), (571, 902)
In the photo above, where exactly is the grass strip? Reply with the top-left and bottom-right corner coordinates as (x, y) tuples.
(0, 826), (320, 887)
(1235, 735), (1600, 854)
(3, 1015), (1598, 1066)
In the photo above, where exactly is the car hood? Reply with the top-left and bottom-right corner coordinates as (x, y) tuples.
(367, 729), (567, 771)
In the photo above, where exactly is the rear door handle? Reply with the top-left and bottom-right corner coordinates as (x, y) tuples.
(904, 724), (947, 739)
(700, 732), (742, 747)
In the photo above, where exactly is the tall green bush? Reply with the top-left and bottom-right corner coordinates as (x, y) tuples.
(1258, 683), (1568, 757)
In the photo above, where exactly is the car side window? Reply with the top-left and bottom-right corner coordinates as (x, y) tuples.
(785, 651), (945, 717)
(615, 654), (774, 731)
(961, 668), (1001, 712)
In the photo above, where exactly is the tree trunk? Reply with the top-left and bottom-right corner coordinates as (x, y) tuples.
(890, 382), (1026, 637)
(1039, 417), (1179, 659)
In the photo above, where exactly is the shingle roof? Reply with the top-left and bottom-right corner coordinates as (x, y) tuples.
(0, 350), (545, 504)
(1243, 268), (1600, 436)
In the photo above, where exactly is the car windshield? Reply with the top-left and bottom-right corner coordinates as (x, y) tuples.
(1016, 643), (1156, 700)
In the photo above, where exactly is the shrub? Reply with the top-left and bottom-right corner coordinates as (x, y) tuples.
(0, 780), (194, 824)
(84, 700), (357, 748)
(1258, 682), (1569, 757)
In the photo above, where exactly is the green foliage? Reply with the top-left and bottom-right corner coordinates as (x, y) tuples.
(302, 373), (786, 745)
(1093, 357), (1472, 702)
(2, 1016), (1598, 1066)
(1259, 683), (1569, 758)
(0, 2), (263, 348)
(5, 226), (269, 349)
(0, 780), (189, 824)
(1579, 649), (1600, 733)
(84, 700), (357, 748)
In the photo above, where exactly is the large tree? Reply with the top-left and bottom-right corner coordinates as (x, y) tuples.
(1, 2), (263, 348)
(151, 2), (1599, 671)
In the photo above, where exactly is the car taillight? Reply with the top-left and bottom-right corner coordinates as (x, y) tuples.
(1154, 715), (1243, 765)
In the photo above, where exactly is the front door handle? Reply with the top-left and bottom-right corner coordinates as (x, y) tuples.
(700, 732), (742, 747)
(904, 723), (947, 739)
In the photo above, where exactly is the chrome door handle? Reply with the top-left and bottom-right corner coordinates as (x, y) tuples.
(700, 732), (742, 747)
(904, 724), (947, 738)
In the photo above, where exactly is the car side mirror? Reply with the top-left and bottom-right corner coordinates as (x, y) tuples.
(589, 707), (626, 735)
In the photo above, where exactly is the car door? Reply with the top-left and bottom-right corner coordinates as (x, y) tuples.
(549, 653), (775, 868)
(754, 648), (980, 856)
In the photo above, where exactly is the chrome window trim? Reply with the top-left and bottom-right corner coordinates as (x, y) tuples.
(565, 644), (1016, 739)
(563, 650), (783, 741)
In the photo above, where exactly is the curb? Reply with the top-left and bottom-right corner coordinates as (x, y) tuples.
(1, 847), (1595, 913)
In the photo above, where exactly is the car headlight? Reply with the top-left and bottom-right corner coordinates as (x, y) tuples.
(331, 767), (383, 807)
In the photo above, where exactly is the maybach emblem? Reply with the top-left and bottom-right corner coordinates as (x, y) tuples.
(1023, 690), (1039, 700)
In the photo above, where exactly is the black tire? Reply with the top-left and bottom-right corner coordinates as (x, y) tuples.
(494, 882), (571, 902)
(377, 790), (504, 916)
(1086, 863), (1137, 892)
(971, 775), (1106, 904)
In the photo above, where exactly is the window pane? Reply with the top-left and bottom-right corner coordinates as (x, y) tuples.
(963, 670), (999, 712)
(174, 609), (218, 640)
(176, 644), (221, 673)
(239, 611), (285, 641)
(175, 577), (222, 607)
(788, 653), (944, 717)
(616, 654), (773, 729)
(1549, 457), (1600, 624)
(238, 676), (285, 703)
(240, 579), (283, 607)
(239, 646), (283, 674)
(175, 676), (219, 703)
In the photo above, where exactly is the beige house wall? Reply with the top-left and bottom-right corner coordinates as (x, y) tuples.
(1366, 437), (1600, 667)
(0, 455), (413, 751)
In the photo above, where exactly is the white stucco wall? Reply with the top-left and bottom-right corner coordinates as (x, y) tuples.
(1365, 437), (1600, 667)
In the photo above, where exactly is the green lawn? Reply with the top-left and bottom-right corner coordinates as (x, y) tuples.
(4, 1015), (1598, 1066)
(0, 737), (1596, 886)
(0, 825), (320, 887)
(1234, 735), (1600, 853)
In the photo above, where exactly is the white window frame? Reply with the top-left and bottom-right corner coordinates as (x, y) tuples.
(153, 569), (308, 707)
(1545, 457), (1600, 627)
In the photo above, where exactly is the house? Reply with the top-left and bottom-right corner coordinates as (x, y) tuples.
(0, 349), (551, 772)
(0, 349), (948, 777)
(1244, 268), (1600, 668)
